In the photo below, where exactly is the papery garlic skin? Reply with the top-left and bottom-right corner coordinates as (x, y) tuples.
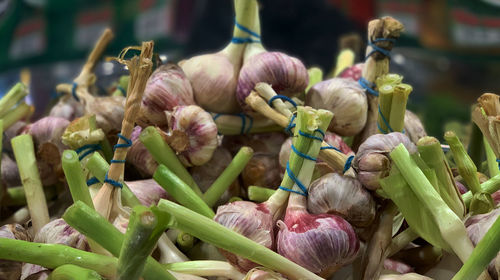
(125, 179), (170, 207)
(180, 52), (241, 114)
(353, 132), (417, 191)
(404, 110), (427, 144)
(236, 52), (308, 111)
(379, 273), (433, 280)
(383, 258), (414, 274)
(49, 96), (84, 121)
(308, 173), (376, 227)
(306, 78), (367, 136)
(166, 105), (218, 167)
(222, 133), (286, 156)
(0, 224), (30, 280)
(214, 201), (274, 272)
(465, 208), (500, 278)
(84, 96), (125, 134)
(338, 63), (363, 81)
(242, 153), (281, 190)
(244, 267), (287, 280)
(126, 126), (158, 177)
(276, 210), (359, 277)
(3, 121), (27, 152)
(2, 154), (21, 187)
(138, 64), (195, 126)
(23, 117), (70, 153)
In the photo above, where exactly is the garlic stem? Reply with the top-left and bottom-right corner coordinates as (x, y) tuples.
(157, 199), (323, 280)
(387, 228), (419, 257)
(202, 146), (253, 207)
(0, 82), (28, 117)
(255, 83), (293, 118)
(484, 137), (499, 178)
(2, 103), (33, 130)
(176, 231), (195, 252)
(63, 201), (177, 280)
(377, 83), (394, 133)
(333, 49), (355, 77)
(2, 206), (30, 225)
(211, 113), (282, 135)
(445, 131), (493, 215)
(388, 83), (412, 133)
(140, 126), (202, 196)
(153, 165), (215, 218)
(248, 186), (275, 202)
(112, 75), (129, 97)
(62, 150), (94, 209)
(164, 261), (245, 280)
(463, 174), (500, 207)
(0, 238), (117, 278)
(11, 134), (49, 234)
(49, 264), (102, 280)
(118, 206), (167, 280)
(99, 137), (114, 162)
(4, 185), (57, 206)
(306, 67), (323, 92)
(453, 213), (500, 280)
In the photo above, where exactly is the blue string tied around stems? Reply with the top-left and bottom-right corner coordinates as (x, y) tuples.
(71, 82), (80, 102)
(104, 172), (123, 189)
(75, 144), (102, 161)
(284, 114), (296, 135)
(358, 77), (379, 97)
(232, 18), (261, 44)
(365, 37), (397, 60)
(213, 113), (253, 135)
(268, 95), (298, 108)
(102, 133), (133, 188)
(116, 85), (126, 96)
(497, 159), (500, 170)
(86, 177), (100, 187)
(377, 106), (394, 134)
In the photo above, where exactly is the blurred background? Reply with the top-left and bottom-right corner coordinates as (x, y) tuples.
(0, 0), (500, 140)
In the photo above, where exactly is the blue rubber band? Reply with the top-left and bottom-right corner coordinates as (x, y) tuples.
(117, 85), (126, 96)
(234, 18), (261, 38)
(110, 159), (126, 163)
(268, 95), (298, 108)
(71, 82), (80, 102)
(284, 115), (296, 135)
(113, 133), (132, 150)
(86, 177), (100, 186)
(320, 144), (341, 153)
(278, 162), (308, 196)
(358, 77), (379, 97)
(231, 37), (261, 44)
(343, 155), (354, 174)
(104, 172), (122, 188)
(365, 38), (396, 59)
(291, 144), (317, 161)
(377, 106), (394, 134)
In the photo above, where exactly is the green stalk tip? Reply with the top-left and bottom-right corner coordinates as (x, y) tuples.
(62, 150), (94, 209)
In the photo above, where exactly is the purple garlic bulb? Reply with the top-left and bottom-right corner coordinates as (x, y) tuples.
(2, 121), (27, 152)
(126, 126), (158, 177)
(125, 179), (170, 207)
(237, 52), (308, 112)
(138, 64), (195, 127)
(22, 117), (70, 154)
(308, 173), (376, 227)
(244, 268), (287, 280)
(49, 96), (84, 121)
(214, 201), (274, 272)
(383, 258), (414, 274)
(165, 105), (218, 166)
(0, 224), (31, 280)
(465, 208), (500, 278)
(276, 209), (359, 277)
(306, 77), (367, 136)
(338, 63), (363, 81)
(353, 132), (417, 191)
(2, 154), (21, 187)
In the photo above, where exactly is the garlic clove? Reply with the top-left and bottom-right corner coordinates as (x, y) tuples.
(125, 179), (170, 207)
(237, 51), (308, 112)
(126, 126), (158, 177)
(180, 51), (241, 114)
(338, 62), (363, 81)
(306, 77), (368, 136)
(0, 224), (30, 280)
(214, 201), (274, 272)
(138, 63), (195, 126)
(276, 209), (359, 277)
(165, 105), (218, 167)
(307, 173), (376, 228)
(353, 132), (417, 190)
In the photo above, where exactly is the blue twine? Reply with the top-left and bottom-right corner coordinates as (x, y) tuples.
(71, 82), (80, 102)
(213, 113), (253, 134)
(358, 77), (379, 97)
(110, 159), (126, 163)
(104, 172), (123, 188)
(377, 106), (394, 134)
(343, 155), (354, 174)
(279, 162), (308, 196)
(113, 133), (132, 151)
(231, 37), (261, 44)
(284, 114), (296, 135)
(497, 159), (500, 169)
(232, 18), (261, 44)
(291, 144), (317, 161)
(365, 38), (396, 59)
(234, 18), (261, 38)
(320, 144), (342, 153)
(117, 85), (126, 96)
(75, 144), (102, 161)
(86, 177), (100, 186)
(298, 130), (324, 142)
(268, 95), (297, 108)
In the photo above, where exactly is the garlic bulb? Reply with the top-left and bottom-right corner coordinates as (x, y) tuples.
(84, 95), (125, 134)
(126, 126), (158, 177)
(338, 63), (363, 81)
(353, 132), (417, 190)
(125, 179), (170, 207)
(138, 63), (195, 126)
(2, 121), (27, 152)
(404, 110), (427, 144)
(2, 154), (21, 187)
(384, 258), (414, 274)
(190, 147), (240, 205)
(49, 95), (84, 121)
(22, 117), (70, 154)
(465, 208), (500, 278)
(305, 78), (368, 136)
(214, 201), (274, 272)
(244, 268), (287, 280)
(0, 224), (30, 280)
(307, 173), (376, 227)
(379, 273), (433, 280)
(236, 51), (308, 111)
(222, 132), (286, 156)
(276, 209), (359, 277)
(165, 105), (218, 166)
(241, 153), (281, 190)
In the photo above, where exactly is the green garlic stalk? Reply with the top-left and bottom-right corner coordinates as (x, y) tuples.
(164, 261), (245, 280)
(248, 186), (275, 202)
(4, 185), (57, 206)
(62, 150), (94, 208)
(112, 75), (129, 97)
(445, 131), (493, 215)
(11, 134), (49, 234)
(306, 67), (323, 92)
(3, 103), (33, 130)
(0, 82), (28, 117)
(484, 137), (499, 178)
(48, 264), (102, 280)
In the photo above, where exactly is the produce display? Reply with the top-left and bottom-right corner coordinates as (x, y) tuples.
(2, 1), (500, 279)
